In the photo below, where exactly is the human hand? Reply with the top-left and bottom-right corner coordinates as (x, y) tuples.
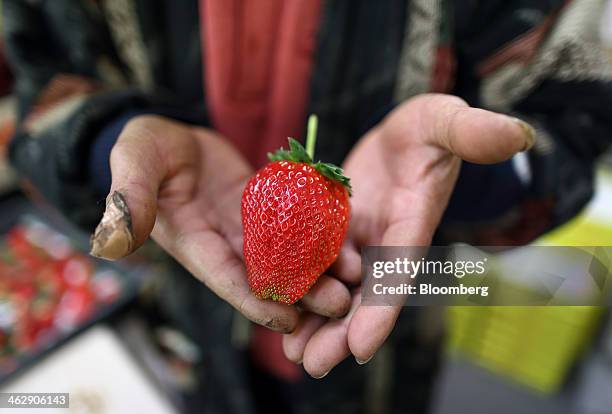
(283, 94), (535, 376)
(90, 115), (351, 332)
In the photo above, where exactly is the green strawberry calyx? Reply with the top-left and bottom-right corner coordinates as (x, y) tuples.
(267, 114), (353, 196)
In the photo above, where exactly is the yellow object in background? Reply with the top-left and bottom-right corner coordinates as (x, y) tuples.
(447, 306), (603, 393)
(446, 167), (612, 394)
(541, 169), (612, 246)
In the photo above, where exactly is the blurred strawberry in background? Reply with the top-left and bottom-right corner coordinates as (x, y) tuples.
(0, 36), (15, 195)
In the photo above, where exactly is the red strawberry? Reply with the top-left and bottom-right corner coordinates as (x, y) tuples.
(241, 115), (351, 304)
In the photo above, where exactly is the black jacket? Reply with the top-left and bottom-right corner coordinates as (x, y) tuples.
(4, 0), (612, 239)
(3, 1), (612, 413)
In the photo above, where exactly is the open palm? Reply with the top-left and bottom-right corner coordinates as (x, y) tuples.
(91, 115), (351, 332)
(283, 94), (535, 377)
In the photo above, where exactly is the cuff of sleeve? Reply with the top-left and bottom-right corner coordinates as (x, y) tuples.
(443, 158), (528, 223)
(89, 107), (210, 196)
(89, 109), (150, 196)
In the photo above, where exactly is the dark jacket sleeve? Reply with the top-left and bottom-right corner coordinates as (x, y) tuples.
(2, 0), (191, 229)
(448, 0), (612, 243)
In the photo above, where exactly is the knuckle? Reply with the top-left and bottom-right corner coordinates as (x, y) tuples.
(123, 114), (168, 134)
(437, 102), (468, 152)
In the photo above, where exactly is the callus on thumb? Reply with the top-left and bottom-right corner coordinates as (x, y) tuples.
(90, 191), (135, 260)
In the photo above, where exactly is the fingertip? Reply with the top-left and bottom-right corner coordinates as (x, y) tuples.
(300, 275), (351, 318)
(484, 112), (535, 161)
(355, 354), (373, 365)
(90, 191), (135, 260)
(282, 314), (326, 364)
(336, 295), (351, 319)
(347, 306), (400, 363)
(433, 102), (534, 164)
(461, 110), (533, 163)
(303, 358), (333, 380)
(331, 243), (362, 284)
(240, 295), (300, 334)
(263, 309), (300, 334)
(310, 370), (330, 380)
(282, 334), (302, 364)
(510, 117), (536, 151)
(302, 321), (351, 379)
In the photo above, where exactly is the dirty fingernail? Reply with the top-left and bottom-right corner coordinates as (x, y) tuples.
(512, 117), (536, 151)
(90, 191), (134, 260)
(312, 370), (330, 379)
(264, 315), (295, 334)
(356, 355), (373, 365)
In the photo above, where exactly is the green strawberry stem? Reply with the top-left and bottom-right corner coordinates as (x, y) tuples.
(305, 114), (318, 160)
(267, 113), (352, 195)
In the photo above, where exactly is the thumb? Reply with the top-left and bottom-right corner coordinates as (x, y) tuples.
(419, 94), (536, 164)
(90, 115), (195, 260)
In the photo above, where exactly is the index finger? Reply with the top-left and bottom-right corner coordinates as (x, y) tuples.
(347, 205), (434, 362)
(153, 206), (299, 333)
